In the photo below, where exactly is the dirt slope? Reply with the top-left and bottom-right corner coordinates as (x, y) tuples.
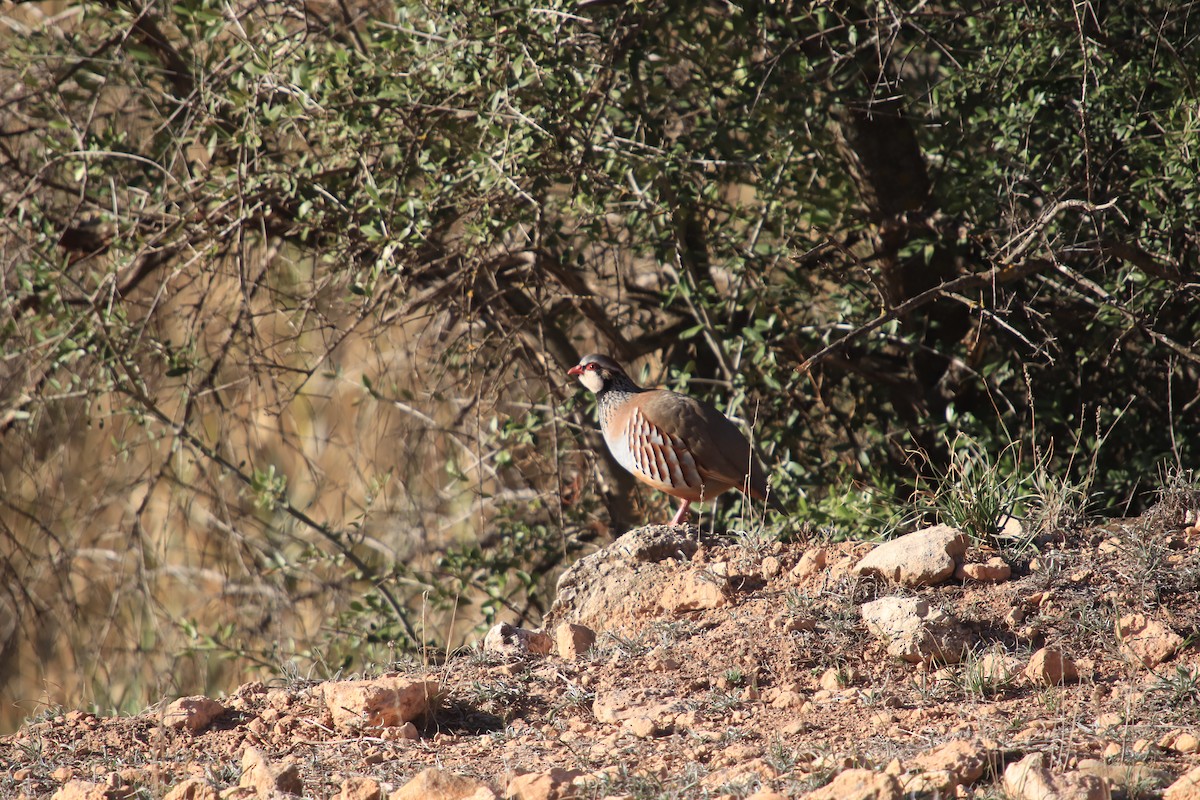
(4, 509), (1200, 800)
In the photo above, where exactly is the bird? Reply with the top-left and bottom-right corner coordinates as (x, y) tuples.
(568, 353), (784, 526)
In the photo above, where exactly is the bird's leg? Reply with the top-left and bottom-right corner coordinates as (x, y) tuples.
(669, 499), (691, 526)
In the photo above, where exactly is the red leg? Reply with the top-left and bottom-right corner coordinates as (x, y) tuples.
(669, 499), (691, 526)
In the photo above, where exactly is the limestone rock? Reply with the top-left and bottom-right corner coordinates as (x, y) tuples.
(1075, 759), (1171, 794)
(483, 623), (553, 658)
(1003, 752), (1106, 800)
(163, 696), (227, 734)
(164, 779), (220, 800)
(1166, 764), (1200, 800)
(544, 525), (711, 635)
(657, 567), (729, 613)
(1024, 648), (1079, 686)
(860, 596), (973, 664)
(1116, 613), (1183, 668)
(50, 781), (109, 800)
(331, 776), (383, 800)
(393, 768), (496, 800)
(701, 757), (779, 789)
(239, 746), (302, 797)
(976, 652), (1022, 688)
(820, 667), (847, 691)
(802, 769), (902, 800)
(554, 622), (596, 660)
(791, 547), (828, 579)
(505, 767), (587, 800)
(1171, 732), (1200, 754)
(593, 686), (689, 735)
(320, 677), (438, 734)
(910, 738), (994, 787)
(900, 770), (955, 795)
(955, 557), (1012, 583)
(854, 525), (968, 587)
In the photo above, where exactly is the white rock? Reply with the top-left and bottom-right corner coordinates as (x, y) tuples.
(860, 596), (973, 664)
(554, 622), (596, 660)
(1003, 752), (1107, 800)
(854, 525), (968, 587)
(392, 768), (496, 800)
(801, 768), (902, 800)
(791, 547), (828, 579)
(1024, 648), (1079, 686)
(482, 622), (553, 657)
(321, 676), (440, 733)
(1116, 613), (1183, 668)
(1166, 764), (1200, 800)
(162, 696), (226, 734)
(910, 738), (994, 787)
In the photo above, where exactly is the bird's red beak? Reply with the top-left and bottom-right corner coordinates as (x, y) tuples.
(567, 365), (584, 376)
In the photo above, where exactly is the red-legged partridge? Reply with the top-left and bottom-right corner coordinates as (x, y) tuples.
(569, 354), (784, 525)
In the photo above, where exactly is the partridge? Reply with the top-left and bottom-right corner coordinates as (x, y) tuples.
(568, 354), (784, 525)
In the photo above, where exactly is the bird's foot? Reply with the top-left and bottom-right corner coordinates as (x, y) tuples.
(668, 501), (691, 527)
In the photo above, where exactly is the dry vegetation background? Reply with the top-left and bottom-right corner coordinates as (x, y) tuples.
(1, 0), (1199, 735)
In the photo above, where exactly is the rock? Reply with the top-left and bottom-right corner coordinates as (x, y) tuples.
(1172, 732), (1200, 754)
(955, 557), (1012, 583)
(1116, 613), (1183, 668)
(162, 696), (227, 734)
(332, 776), (383, 800)
(976, 653), (1022, 687)
(701, 757), (779, 789)
(239, 746), (302, 797)
(1075, 759), (1171, 794)
(50, 781), (109, 800)
(791, 547), (827, 579)
(321, 676), (439, 733)
(900, 770), (955, 795)
(393, 768), (496, 800)
(770, 688), (806, 709)
(164, 779), (220, 800)
(802, 768), (902, 800)
(1003, 753), (1106, 800)
(544, 525), (711, 635)
(853, 525), (968, 587)
(554, 623), (596, 660)
(483, 623), (553, 657)
(627, 717), (659, 738)
(860, 596), (973, 664)
(592, 686), (688, 734)
(761, 555), (783, 579)
(505, 767), (587, 800)
(1166, 764), (1200, 800)
(820, 668), (847, 691)
(910, 739), (994, 787)
(658, 567), (729, 613)
(1024, 648), (1079, 686)
(395, 721), (422, 740)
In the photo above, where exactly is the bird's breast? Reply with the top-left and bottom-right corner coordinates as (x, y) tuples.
(603, 405), (709, 500)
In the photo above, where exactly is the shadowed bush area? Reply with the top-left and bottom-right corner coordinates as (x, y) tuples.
(1, 0), (1197, 731)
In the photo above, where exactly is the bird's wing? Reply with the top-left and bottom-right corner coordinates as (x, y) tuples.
(635, 390), (769, 497)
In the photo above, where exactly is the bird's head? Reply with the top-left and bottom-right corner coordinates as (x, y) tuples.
(568, 354), (629, 394)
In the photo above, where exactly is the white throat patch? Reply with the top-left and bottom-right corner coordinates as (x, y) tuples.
(579, 369), (606, 393)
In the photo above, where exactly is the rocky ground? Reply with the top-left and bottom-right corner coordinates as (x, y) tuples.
(4, 502), (1200, 800)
